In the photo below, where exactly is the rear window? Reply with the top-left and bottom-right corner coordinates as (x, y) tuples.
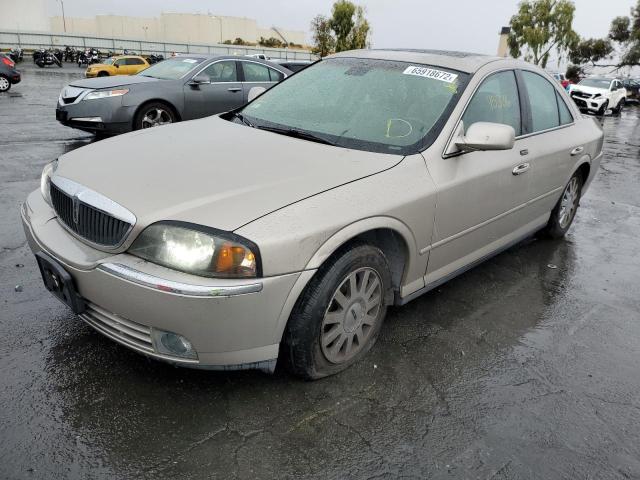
(138, 57), (204, 79)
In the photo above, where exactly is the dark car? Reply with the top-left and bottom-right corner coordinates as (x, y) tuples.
(272, 60), (313, 73)
(622, 78), (640, 101)
(55, 55), (291, 135)
(0, 54), (21, 92)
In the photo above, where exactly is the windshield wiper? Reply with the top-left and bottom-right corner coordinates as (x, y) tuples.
(232, 111), (254, 127)
(256, 125), (336, 146)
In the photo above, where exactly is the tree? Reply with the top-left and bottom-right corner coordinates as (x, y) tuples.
(508, 0), (579, 68)
(568, 0), (640, 70)
(331, 0), (356, 52)
(310, 14), (336, 57)
(565, 64), (582, 83)
(310, 1), (370, 57)
(258, 37), (285, 48)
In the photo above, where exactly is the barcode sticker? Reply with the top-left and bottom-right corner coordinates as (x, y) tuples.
(403, 66), (458, 83)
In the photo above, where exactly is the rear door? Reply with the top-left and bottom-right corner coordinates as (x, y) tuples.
(239, 61), (286, 103)
(182, 60), (244, 120)
(515, 70), (579, 218)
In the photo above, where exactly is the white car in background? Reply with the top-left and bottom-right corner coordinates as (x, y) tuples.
(569, 77), (627, 115)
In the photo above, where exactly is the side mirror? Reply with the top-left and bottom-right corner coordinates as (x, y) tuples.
(247, 86), (266, 102)
(114, 63), (120, 68)
(455, 122), (515, 152)
(189, 72), (211, 86)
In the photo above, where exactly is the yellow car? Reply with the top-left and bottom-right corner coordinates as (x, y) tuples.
(85, 55), (149, 78)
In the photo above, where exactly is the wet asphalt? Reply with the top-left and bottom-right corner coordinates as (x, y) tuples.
(1, 63), (640, 480)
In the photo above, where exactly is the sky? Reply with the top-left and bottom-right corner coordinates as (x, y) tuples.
(47, 0), (637, 58)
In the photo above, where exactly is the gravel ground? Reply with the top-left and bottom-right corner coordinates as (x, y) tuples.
(1, 63), (640, 480)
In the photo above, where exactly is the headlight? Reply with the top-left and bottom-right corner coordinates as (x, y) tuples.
(129, 222), (260, 278)
(83, 89), (129, 101)
(593, 93), (601, 98)
(40, 160), (58, 206)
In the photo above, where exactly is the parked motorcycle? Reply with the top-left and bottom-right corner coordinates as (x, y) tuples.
(63, 46), (77, 62)
(77, 48), (101, 68)
(9, 48), (23, 63)
(146, 53), (165, 64)
(35, 49), (63, 68)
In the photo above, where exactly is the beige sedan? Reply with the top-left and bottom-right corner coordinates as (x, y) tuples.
(23, 49), (603, 379)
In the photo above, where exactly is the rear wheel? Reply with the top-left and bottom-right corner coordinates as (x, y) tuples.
(0, 76), (10, 92)
(282, 243), (391, 379)
(542, 172), (583, 239)
(134, 102), (176, 130)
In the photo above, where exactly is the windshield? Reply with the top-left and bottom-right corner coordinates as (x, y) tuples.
(579, 78), (611, 88)
(138, 57), (204, 79)
(103, 58), (114, 65)
(240, 57), (469, 155)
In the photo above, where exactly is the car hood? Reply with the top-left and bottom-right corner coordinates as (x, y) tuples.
(69, 75), (159, 89)
(571, 85), (607, 95)
(54, 116), (402, 233)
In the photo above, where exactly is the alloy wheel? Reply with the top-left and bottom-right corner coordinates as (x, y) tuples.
(141, 108), (172, 128)
(320, 267), (383, 364)
(0, 77), (9, 91)
(558, 176), (579, 229)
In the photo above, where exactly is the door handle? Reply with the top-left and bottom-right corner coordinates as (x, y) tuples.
(570, 146), (584, 156)
(227, 87), (242, 92)
(512, 163), (530, 175)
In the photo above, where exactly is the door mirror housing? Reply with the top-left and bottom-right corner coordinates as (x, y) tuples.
(455, 122), (515, 152)
(247, 86), (266, 102)
(190, 72), (211, 86)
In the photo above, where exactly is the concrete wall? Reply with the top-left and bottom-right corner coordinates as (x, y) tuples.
(48, 12), (306, 46)
(0, 0), (48, 32)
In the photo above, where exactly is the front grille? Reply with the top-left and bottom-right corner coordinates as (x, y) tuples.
(50, 182), (131, 246)
(571, 91), (591, 99)
(80, 302), (154, 353)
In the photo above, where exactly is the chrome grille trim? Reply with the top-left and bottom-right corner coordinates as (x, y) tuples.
(49, 175), (136, 248)
(80, 302), (154, 353)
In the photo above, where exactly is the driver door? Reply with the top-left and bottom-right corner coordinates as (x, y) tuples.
(183, 60), (244, 120)
(425, 70), (535, 283)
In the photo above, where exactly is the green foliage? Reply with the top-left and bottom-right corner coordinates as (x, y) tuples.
(569, 0), (640, 68)
(565, 64), (582, 83)
(569, 38), (613, 65)
(508, 0), (579, 68)
(310, 1), (371, 57)
(310, 15), (336, 57)
(258, 37), (285, 48)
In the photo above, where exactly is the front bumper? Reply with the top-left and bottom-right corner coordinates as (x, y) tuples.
(56, 96), (136, 134)
(21, 190), (303, 372)
(571, 93), (607, 113)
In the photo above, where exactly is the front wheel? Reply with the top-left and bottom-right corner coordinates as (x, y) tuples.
(613, 98), (625, 114)
(597, 100), (609, 116)
(97, 71), (109, 77)
(0, 76), (11, 92)
(541, 172), (583, 239)
(134, 102), (176, 130)
(282, 243), (392, 379)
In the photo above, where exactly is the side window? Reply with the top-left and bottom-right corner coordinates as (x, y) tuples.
(556, 91), (573, 125)
(521, 71), (560, 132)
(202, 61), (238, 82)
(242, 62), (271, 82)
(114, 58), (125, 66)
(268, 68), (284, 82)
(462, 70), (521, 135)
(129, 58), (144, 65)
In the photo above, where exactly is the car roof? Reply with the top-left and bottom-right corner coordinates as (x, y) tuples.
(328, 48), (508, 73)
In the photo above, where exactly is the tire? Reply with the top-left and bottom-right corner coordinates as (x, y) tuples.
(0, 75), (10, 92)
(133, 102), (176, 130)
(97, 71), (109, 77)
(614, 98), (625, 114)
(541, 171), (583, 239)
(597, 100), (609, 116)
(282, 243), (392, 380)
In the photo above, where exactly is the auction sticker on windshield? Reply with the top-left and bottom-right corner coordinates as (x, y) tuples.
(402, 66), (458, 83)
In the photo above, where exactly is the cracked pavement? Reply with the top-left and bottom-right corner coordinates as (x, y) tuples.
(1, 64), (640, 479)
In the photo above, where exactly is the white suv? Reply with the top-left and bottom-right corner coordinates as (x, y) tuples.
(569, 77), (627, 115)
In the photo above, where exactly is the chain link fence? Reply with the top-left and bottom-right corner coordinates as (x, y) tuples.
(0, 30), (317, 61)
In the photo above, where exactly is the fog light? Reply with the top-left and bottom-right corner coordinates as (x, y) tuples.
(151, 329), (198, 359)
